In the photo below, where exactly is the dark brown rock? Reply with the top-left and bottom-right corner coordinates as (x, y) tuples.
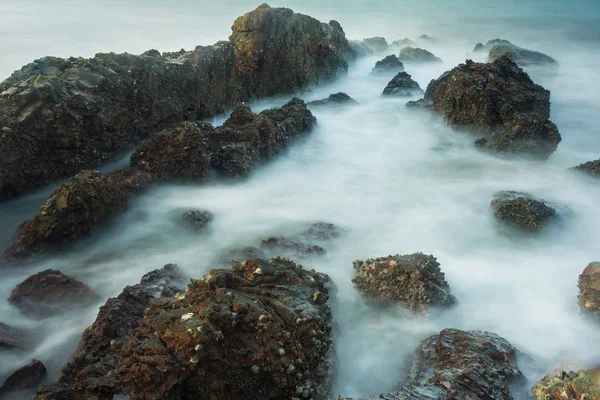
(0, 359), (47, 396)
(490, 191), (557, 231)
(8, 269), (101, 318)
(181, 210), (214, 232)
(0, 322), (34, 350)
(422, 57), (561, 158)
(382, 72), (423, 97)
(370, 55), (405, 76)
(307, 93), (359, 107)
(352, 253), (456, 315)
(572, 159), (600, 178)
(578, 262), (600, 321)
(398, 47), (442, 63)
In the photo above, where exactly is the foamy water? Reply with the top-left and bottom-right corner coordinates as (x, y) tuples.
(1, 1), (600, 398)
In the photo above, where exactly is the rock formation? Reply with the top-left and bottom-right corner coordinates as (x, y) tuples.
(530, 366), (600, 400)
(572, 159), (600, 178)
(0, 360), (47, 397)
(490, 191), (558, 231)
(0, 322), (34, 350)
(487, 42), (558, 68)
(362, 37), (389, 52)
(390, 38), (418, 50)
(382, 72), (423, 97)
(398, 47), (443, 63)
(578, 262), (600, 321)
(370, 55), (405, 75)
(182, 210), (214, 232)
(307, 93), (359, 107)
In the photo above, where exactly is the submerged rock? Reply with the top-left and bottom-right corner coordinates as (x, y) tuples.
(572, 159), (600, 178)
(530, 366), (600, 400)
(398, 47), (443, 63)
(382, 72), (423, 97)
(390, 38), (418, 50)
(418, 34), (443, 44)
(490, 191), (557, 232)
(488, 43), (558, 68)
(8, 269), (101, 319)
(405, 98), (434, 110)
(307, 92), (359, 107)
(260, 237), (325, 259)
(307, 222), (344, 241)
(370, 55), (405, 75)
(352, 253), (456, 314)
(0, 359), (47, 396)
(34, 264), (186, 399)
(362, 37), (389, 52)
(421, 57), (561, 158)
(182, 210), (214, 232)
(0, 322), (34, 350)
(0, 4), (354, 202)
(578, 262), (600, 321)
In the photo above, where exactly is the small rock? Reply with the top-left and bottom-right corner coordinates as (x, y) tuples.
(370, 55), (405, 76)
(182, 210), (214, 232)
(307, 222), (344, 241)
(418, 34), (443, 45)
(382, 72), (423, 97)
(572, 159), (600, 179)
(307, 93), (359, 107)
(490, 191), (558, 232)
(578, 262), (600, 321)
(0, 359), (47, 395)
(398, 47), (443, 63)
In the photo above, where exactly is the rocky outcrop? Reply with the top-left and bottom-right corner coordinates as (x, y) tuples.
(341, 329), (528, 400)
(182, 210), (214, 232)
(398, 47), (442, 63)
(260, 237), (325, 259)
(34, 264), (186, 399)
(490, 191), (557, 231)
(370, 55), (405, 76)
(578, 262), (600, 321)
(307, 222), (344, 241)
(420, 57), (561, 158)
(0, 322), (34, 350)
(390, 38), (418, 50)
(0, 4), (354, 202)
(405, 98), (434, 110)
(349, 40), (374, 57)
(4, 98), (316, 263)
(0, 359), (47, 396)
(573, 159), (600, 178)
(472, 39), (512, 53)
(36, 259), (336, 400)
(488, 43), (558, 68)
(418, 34), (443, 45)
(352, 253), (456, 315)
(530, 366), (600, 400)
(307, 93), (359, 107)
(382, 72), (423, 97)
(8, 269), (101, 318)
(363, 37), (389, 52)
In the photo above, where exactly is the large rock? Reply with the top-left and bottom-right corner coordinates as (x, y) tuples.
(578, 262), (600, 321)
(398, 47), (442, 63)
(34, 264), (187, 399)
(4, 98), (316, 263)
(490, 191), (557, 232)
(352, 253), (457, 315)
(307, 93), (359, 108)
(37, 259), (336, 400)
(0, 360), (47, 396)
(573, 159), (600, 178)
(0, 322), (34, 350)
(487, 42), (558, 68)
(530, 366), (600, 400)
(420, 57), (561, 158)
(0, 4), (354, 202)
(362, 37), (389, 52)
(382, 72), (423, 97)
(370, 55), (405, 76)
(8, 269), (101, 318)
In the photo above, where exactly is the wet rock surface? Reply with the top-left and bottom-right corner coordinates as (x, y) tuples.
(0, 322), (34, 350)
(530, 366), (600, 400)
(181, 210), (214, 232)
(422, 57), (561, 158)
(487, 41), (558, 68)
(36, 259), (335, 400)
(398, 47), (442, 63)
(362, 37), (389, 52)
(34, 264), (187, 399)
(307, 92), (359, 107)
(8, 269), (101, 319)
(370, 55), (405, 75)
(490, 191), (558, 232)
(382, 72), (423, 97)
(352, 253), (456, 314)
(0, 4), (354, 202)
(578, 262), (600, 321)
(4, 98), (316, 263)
(573, 159), (600, 178)
(0, 359), (47, 396)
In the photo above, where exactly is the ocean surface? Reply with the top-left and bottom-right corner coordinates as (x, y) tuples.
(1, 0), (600, 398)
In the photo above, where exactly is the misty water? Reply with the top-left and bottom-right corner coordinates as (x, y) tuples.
(1, 0), (600, 398)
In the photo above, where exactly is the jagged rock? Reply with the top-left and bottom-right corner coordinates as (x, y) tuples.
(529, 358), (586, 398)
(307, 93), (359, 107)
(0, 322), (34, 350)
(182, 210), (214, 232)
(36, 259), (335, 400)
(0, 360), (47, 396)
(421, 57), (561, 158)
(370, 55), (405, 76)
(8, 269), (101, 319)
(0, 4), (354, 202)
(382, 72), (423, 97)
(578, 262), (600, 321)
(530, 367), (600, 400)
(362, 37), (389, 52)
(488, 43), (558, 68)
(398, 47), (443, 63)
(349, 40), (374, 57)
(307, 222), (343, 241)
(34, 264), (186, 399)
(490, 191), (557, 231)
(260, 237), (325, 259)
(390, 38), (418, 50)
(572, 159), (600, 178)
(4, 98), (315, 263)
(352, 253), (456, 314)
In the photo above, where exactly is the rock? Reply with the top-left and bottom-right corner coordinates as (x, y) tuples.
(398, 47), (443, 63)
(490, 191), (558, 231)
(473, 42), (486, 52)
(578, 262), (600, 321)
(349, 40), (374, 57)
(4, 98), (315, 263)
(418, 34), (443, 44)
(8, 269), (101, 319)
(0, 360), (47, 396)
(0, 5), (354, 202)
(352, 253), (457, 314)
(488, 43), (558, 68)
(34, 264), (186, 399)
(530, 367), (600, 400)
(573, 159), (600, 178)
(307, 222), (344, 241)
(224, 246), (267, 265)
(260, 237), (325, 259)
(0, 322), (34, 350)
(390, 38), (418, 50)
(362, 37), (389, 52)
(382, 72), (424, 97)
(472, 39), (512, 53)
(36, 259), (336, 400)
(307, 93), (359, 107)
(339, 386), (449, 400)
(406, 98), (434, 110)
(370, 55), (405, 76)
(182, 210), (214, 232)
(529, 358), (586, 398)
(422, 57), (561, 158)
